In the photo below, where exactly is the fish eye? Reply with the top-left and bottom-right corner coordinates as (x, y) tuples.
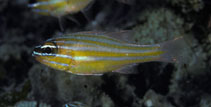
(42, 46), (53, 54)
(40, 43), (57, 54)
(33, 42), (58, 56)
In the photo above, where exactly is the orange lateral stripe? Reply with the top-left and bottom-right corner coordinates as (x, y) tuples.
(71, 50), (164, 57)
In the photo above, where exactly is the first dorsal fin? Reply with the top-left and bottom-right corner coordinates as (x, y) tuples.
(105, 30), (135, 43)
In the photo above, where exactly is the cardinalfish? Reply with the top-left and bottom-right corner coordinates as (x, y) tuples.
(28, 0), (93, 17)
(32, 31), (184, 75)
(28, 0), (93, 30)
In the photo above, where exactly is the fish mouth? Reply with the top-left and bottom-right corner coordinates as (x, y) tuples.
(32, 45), (42, 57)
(32, 52), (35, 57)
(32, 51), (39, 57)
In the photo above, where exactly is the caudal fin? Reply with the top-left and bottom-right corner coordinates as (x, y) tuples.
(159, 37), (188, 63)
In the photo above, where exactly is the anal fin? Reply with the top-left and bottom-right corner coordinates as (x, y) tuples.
(112, 64), (138, 74)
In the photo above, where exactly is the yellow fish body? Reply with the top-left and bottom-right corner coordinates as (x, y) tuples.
(28, 0), (92, 17)
(33, 31), (183, 75)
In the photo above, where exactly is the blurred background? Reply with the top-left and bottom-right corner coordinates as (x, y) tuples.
(0, 0), (210, 106)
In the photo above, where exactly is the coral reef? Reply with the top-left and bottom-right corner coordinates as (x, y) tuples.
(133, 8), (185, 44)
(168, 0), (204, 13)
(28, 64), (113, 106)
(15, 100), (51, 107)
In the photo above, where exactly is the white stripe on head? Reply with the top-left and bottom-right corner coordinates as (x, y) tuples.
(41, 45), (56, 49)
(33, 51), (73, 59)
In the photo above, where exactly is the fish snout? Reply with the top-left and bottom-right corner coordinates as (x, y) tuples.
(32, 46), (42, 57)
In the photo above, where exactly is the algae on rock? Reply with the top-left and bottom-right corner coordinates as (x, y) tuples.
(133, 8), (185, 44)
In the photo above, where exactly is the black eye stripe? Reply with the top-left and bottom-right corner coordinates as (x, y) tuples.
(43, 47), (53, 53)
(33, 41), (58, 55)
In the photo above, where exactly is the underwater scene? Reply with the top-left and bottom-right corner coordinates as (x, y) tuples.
(0, 0), (211, 107)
